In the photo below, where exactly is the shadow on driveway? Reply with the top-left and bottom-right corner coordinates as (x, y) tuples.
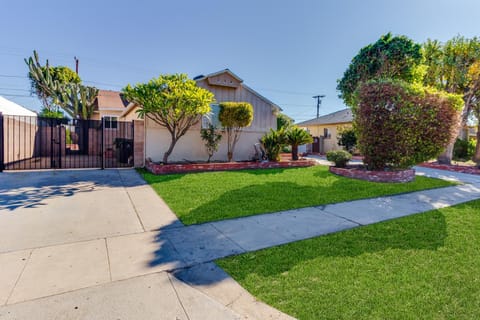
(0, 169), (145, 211)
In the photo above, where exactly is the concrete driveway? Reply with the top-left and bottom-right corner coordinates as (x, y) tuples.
(0, 169), (290, 320)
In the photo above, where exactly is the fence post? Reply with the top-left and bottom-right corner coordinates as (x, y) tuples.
(0, 113), (4, 172)
(101, 117), (105, 170)
(131, 120), (135, 167)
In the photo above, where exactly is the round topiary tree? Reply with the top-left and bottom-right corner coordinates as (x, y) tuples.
(355, 79), (463, 170)
(219, 102), (254, 162)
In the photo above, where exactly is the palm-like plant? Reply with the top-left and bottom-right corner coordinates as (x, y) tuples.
(286, 126), (313, 160)
(261, 128), (287, 161)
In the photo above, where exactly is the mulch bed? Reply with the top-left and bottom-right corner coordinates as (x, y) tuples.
(145, 158), (316, 174)
(418, 162), (480, 175)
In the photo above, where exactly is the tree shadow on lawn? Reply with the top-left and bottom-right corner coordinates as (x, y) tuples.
(180, 174), (411, 225)
(222, 209), (448, 280)
(182, 181), (339, 224)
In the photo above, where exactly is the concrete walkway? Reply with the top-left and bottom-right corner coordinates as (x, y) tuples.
(1, 166), (480, 319)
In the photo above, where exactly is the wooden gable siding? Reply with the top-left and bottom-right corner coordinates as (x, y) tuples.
(196, 79), (276, 132)
(206, 73), (241, 88)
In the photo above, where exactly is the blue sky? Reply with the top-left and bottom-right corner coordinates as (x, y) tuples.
(1, 0), (479, 122)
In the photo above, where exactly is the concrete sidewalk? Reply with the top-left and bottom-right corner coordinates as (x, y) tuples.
(1, 166), (480, 319)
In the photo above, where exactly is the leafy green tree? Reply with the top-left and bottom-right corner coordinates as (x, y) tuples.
(337, 127), (357, 153)
(337, 33), (424, 107)
(123, 74), (214, 163)
(466, 60), (480, 164)
(38, 108), (65, 119)
(25, 50), (81, 111)
(200, 124), (222, 162)
(286, 126), (313, 160)
(277, 112), (293, 130)
(219, 102), (254, 162)
(261, 128), (287, 161)
(423, 36), (480, 164)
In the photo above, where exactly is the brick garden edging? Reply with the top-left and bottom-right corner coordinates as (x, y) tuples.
(145, 158), (317, 174)
(329, 166), (415, 183)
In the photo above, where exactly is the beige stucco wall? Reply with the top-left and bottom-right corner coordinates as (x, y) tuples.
(145, 117), (265, 162)
(302, 123), (352, 153)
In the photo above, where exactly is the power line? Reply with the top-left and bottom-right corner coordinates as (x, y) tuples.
(0, 93), (36, 98)
(0, 74), (27, 79)
(0, 87), (30, 92)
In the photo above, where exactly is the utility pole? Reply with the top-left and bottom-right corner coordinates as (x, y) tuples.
(313, 94), (325, 118)
(74, 56), (79, 75)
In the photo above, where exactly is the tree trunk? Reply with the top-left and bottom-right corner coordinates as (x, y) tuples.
(437, 143), (454, 165)
(474, 125), (480, 166)
(163, 137), (178, 164)
(291, 145), (299, 161)
(227, 151), (233, 162)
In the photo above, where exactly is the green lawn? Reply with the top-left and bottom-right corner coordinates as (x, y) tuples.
(139, 165), (454, 225)
(217, 200), (480, 320)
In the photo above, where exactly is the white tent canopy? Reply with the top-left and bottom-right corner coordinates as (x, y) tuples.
(0, 96), (37, 116)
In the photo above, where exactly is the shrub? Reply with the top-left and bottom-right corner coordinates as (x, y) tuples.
(355, 80), (462, 170)
(337, 127), (357, 153)
(326, 150), (352, 168)
(453, 138), (476, 160)
(261, 128), (287, 161)
(219, 102), (254, 162)
(286, 126), (313, 160)
(200, 124), (222, 162)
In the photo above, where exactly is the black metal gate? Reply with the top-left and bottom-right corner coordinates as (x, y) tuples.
(0, 114), (134, 171)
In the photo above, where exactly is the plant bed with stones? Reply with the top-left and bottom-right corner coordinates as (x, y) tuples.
(329, 165), (415, 183)
(145, 158), (316, 175)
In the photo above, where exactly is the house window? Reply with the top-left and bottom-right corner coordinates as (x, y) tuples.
(202, 104), (220, 129)
(323, 128), (331, 139)
(104, 116), (118, 129)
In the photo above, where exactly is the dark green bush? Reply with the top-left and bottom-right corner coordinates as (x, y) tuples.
(326, 150), (352, 168)
(355, 80), (462, 170)
(453, 138), (476, 160)
(337, 128), (357, 153)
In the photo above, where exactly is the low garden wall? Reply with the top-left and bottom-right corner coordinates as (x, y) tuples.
(329, 166), (415, 183)
(146, 158), (316, 174)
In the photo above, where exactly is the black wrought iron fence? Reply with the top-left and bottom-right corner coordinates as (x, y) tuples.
(0, 114), (134, 171)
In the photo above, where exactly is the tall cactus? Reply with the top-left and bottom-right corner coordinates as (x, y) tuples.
(25, 50), (56, 110)
(25, 50), (97, 119)
(54, 83), (98, 120)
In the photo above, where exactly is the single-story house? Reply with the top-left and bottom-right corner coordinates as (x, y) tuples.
(91, 90), (130, 129)
(0, 96), (37, 116)
(96, 69), (281, 164)
(297, 108), (353, 153)
(0, 96), (38, 168)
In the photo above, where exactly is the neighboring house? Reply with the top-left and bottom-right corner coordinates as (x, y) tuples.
(101, 69), (281, 163)
(297, 108), (352, 153)
(0, 96), (37, 167)
(0, 96), (37, 116)
(91, 90), (130, 129)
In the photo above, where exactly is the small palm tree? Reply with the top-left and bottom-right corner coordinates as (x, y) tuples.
(286, 126), (313, 160)
(261, 128), (287, 161)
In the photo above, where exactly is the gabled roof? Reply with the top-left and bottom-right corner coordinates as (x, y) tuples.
(96, 90), (129, 111)
(194, 69), (282, 112)
(193, 68), (243, 83)
(0, 96), (37, 116)
(297, 108), (352, 126)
